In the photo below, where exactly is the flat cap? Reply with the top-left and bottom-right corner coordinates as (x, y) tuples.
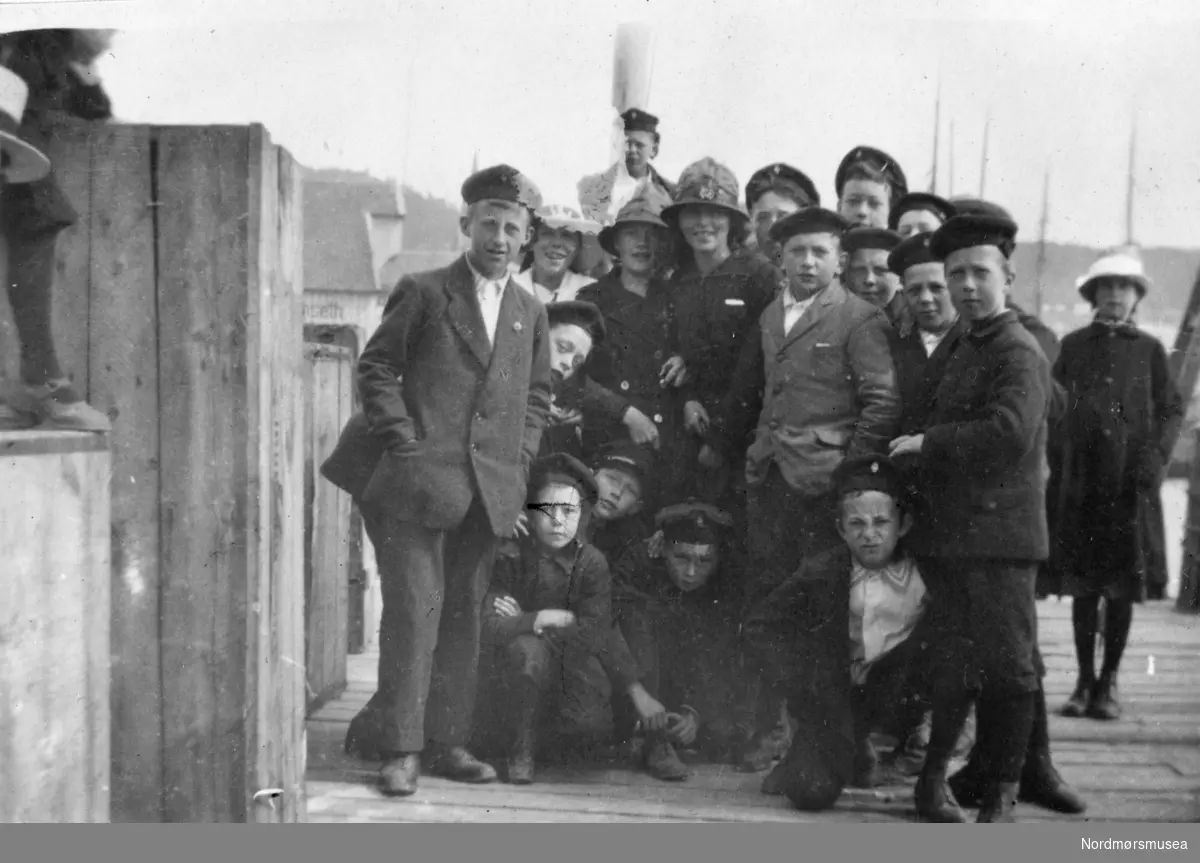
(745, 162), (821, 211)
(548, 300), (607, 345)
(528, 452), (598, 500)
(887, 231), (940, 276)
(832, 455), (909, 503)
(621, 108), (659, 135)
(461, 163), (542, 210)
(591, 439), (654, 490)
(768, 207), (850, 245)
(663, 157), (747, 221)
(929, 213), (1019, 260)
(835, 145), (908, 199)
(889, 192), (956, 231)
(842, 226), (903, 255)
(655, 500), (733, 545)
(946, 197), (1012, 221)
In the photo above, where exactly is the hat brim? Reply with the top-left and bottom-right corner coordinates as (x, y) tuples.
(538, 216), (603, 235)
(661, 197), (749, 223)
(598, 215), (670, 256)
(0, 132), (51, 184)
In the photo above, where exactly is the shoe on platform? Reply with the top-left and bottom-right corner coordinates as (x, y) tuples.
(1059, 679), (1093, 718)
(425, 745), (498, 784)
(1086, 676), (1121, 721)
(507, 719), (537, 785)
(380, 753), (420, 797)
(1020, 759), (1088, 814)
(976, 781), (1019, 823)
(643, 738), (689, 782)
(22, 380), (110, 432)
(915, 769), (967, 823)
(737, 734), (780, 773)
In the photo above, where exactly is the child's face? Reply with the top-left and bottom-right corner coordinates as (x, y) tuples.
(664, 541), (719, 592)
(529, 481), (584, 550)
(837, 490), (910, 569)
(592, 467), (643, 522)
(549, 323), (594, 386)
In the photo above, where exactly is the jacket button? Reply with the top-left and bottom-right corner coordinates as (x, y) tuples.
(653, 413), (663, 424)
(620, 381), (630, 391)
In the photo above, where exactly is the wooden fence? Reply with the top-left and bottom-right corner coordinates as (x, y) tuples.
(303, 344), (354, 710)
(0, 122), (307, 822)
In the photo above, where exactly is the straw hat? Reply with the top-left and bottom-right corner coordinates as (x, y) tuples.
(0, 67), (51, 184)
(1076, 249), (1152, 303)
(534, 204), (602, 236)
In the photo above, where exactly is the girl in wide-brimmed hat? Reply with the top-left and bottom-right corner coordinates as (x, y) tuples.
(1046, 248), (1184, 723)
(512, 203), (603, 305)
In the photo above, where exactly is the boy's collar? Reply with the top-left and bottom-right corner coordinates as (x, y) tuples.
(523, 532), (581, 566)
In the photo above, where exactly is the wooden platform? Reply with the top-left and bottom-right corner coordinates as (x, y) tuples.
(305, 599), (1200, 823)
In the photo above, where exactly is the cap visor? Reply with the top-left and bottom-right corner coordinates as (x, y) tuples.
(0, 134), (51, 184)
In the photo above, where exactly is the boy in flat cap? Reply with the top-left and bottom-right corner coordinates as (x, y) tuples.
(746, 455), (935, 807)
(609, 501), (754, 781)
(836, 145), (908, 230)
(478, 453), (616, 784)
(745, 162), (821, 266)
(888, 210), (1052, 822)
(578, 190), (685, 469)
(714, 206), (901, 773)
(0, 39), (110, 431)
(334, 164), (551, 797)
(842, 226), (912, 336)
(664, 157), (785, 512)
(890, 192), (956, 240)
(584, 439), (654, 568)
(578, 108), (676, 227)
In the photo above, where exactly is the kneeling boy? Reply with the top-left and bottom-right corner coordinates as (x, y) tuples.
(480, 453), (614, 784)
(745, 455), (932, 810)
(610, 501), (754, 781)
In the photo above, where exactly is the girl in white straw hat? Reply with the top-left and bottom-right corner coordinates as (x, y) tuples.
(1044, 248), (1184, 721)
(512, 204), (603, 305)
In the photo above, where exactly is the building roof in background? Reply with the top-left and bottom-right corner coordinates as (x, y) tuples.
(303, 167), (405, 293)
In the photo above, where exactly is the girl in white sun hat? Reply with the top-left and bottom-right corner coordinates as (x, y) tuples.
(512, 203), (603, 305)
(1044, 247), (1184, 722)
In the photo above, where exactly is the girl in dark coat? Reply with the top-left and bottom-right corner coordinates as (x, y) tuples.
(1047, 250), (1183, 721)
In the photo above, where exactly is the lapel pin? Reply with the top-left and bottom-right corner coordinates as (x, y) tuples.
(513, 321), (523, 332)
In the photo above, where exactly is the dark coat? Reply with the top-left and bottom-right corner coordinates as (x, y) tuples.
(1042, 323), (1184, 599)
(891, 318), (970, 436)
(743, 545), (856, 810)
(717, 283), (900, 496)
(330, 256), (552, 537)
(908, 310), (1053, 561)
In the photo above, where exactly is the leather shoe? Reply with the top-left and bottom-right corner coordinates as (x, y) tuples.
(425, 745), (498, 784)
(1087, 677), (1121, 721)
(915, 770), (967, 823)
(380, 754), (420, 797)
(1021, 762), (1088, 814)
(1060, 680), (1092, 718)
(977, 781), (1019, 822)
(644, 738), (689, 782)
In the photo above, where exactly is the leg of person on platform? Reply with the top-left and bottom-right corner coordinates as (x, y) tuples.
(1062, 595), (1099, 717)
(2, 225), (109, 431)
(618, 611), (688, 781)
(1089, 597), (1132, 721)
(504, 634), (557, 784)
(344, 500), (389, 760)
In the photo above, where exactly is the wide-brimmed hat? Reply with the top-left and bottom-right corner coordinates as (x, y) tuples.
(533, 203), (602, 236)
(0, 67), (51, 184)
(598, 188), (672, 256)
(661, 157), (748, 222)
(1076, 249), (1152, 303)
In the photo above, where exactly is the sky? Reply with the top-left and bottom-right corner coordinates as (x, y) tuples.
(11, 0), (1200, 249)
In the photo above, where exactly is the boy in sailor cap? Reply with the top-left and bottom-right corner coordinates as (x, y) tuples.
(841, 226), (911, 335)
(479, 453), (616, 784)
(746, 455), (937, 807)
(744, 162), (820, 265)
(835, 145), (908, 230)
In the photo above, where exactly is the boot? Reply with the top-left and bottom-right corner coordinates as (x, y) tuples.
(643, 735), (689, 782)
(1087, 674), (1121, 721)
(977, 781), (1020, 822)
(882, 710), (931, 778)
(915, 768), (967, 823)
(1060, 676), (1093, 718)
(1019, 686), (1088, 814)
(915, 694), (971, 823)
(379, 753), (420, 797)
(27, 380), (111, 432)
(424, 745), (498, 783)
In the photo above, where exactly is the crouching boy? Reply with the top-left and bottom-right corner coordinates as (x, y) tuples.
(610, 501), (755, 781)
(479, 453), (615, 784)
(745, 455), (932, 810)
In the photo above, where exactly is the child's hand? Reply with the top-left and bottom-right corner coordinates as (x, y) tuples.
(667, 706), (699, 746)
(550, 403), (583, 427)
(647, 529), (665, 559)
(629, 684), (669, 731)
(511, 511), (530, 539)
(492, 595), (522, 618)
(659, 355), (688, 388)
(533, 609), (576, 633)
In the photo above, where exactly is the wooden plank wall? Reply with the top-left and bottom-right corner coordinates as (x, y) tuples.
(0, 431), (112, 823)
(0, 123), (307, 822)
(303, 344), (354, 712)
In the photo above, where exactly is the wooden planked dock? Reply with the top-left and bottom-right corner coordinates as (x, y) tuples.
(305, 598), (1200, 823)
